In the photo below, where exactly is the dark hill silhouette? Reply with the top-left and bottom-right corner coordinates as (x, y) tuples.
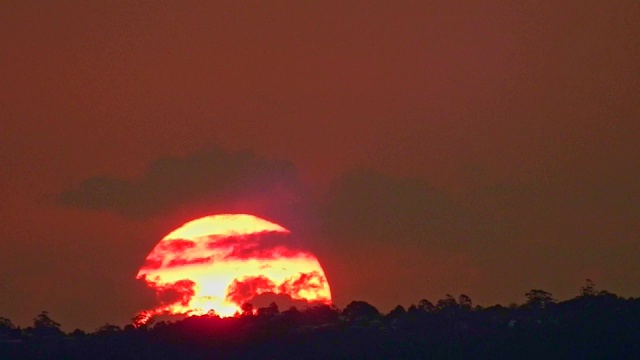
(2, 281), (639, 359)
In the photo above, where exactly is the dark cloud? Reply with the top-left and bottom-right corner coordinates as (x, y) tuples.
(321, 169), (508, 251)
(322, 169), (458, 241)
(58, 149), (303, 220)
(57, 152), (519, 256)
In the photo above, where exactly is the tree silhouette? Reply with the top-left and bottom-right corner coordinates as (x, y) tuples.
(257, 302), (279, 317)
(33, 311), (61, 329)
(299, 304), (340, 326)
(241, 302), (254, 316)
(458, 294), (473, 311)
(1, 281), (639, 359)
(436, 294), (459, 315)
(96, 323), (122, 335)
(343, 301), (379, 322)
(0, 317), (15, 330)
(417, 298), (435, 312)
(388, 305), (406, 319)
(524, 289), (556, 309)
(407, 304), (418, 314)
(579, 279), (597, 297)
(31, 311), (62, 337)
(132, 312), (155, 328)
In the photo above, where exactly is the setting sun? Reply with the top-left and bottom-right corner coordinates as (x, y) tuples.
(136, 214), (332, 324)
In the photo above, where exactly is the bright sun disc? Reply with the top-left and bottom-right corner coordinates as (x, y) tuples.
(136, 214), (332, 324)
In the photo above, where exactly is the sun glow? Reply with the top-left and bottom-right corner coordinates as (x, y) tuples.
(136, 214), (331, 324)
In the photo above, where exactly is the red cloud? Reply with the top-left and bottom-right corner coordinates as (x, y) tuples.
(159, 239), (196, 252)
(155, 279), (196, 306)
(140, 257), (163, 270)
(279, 271), (327, 296)
(205, 232), (305, 260)
(225, 276), (276, 306)
(165, 256), (214, 268)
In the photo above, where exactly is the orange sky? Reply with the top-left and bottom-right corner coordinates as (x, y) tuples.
(1, 1), (639, 330)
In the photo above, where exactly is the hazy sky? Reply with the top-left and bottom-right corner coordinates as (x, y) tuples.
(1, 1), (639, 330)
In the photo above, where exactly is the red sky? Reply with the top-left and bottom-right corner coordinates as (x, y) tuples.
(1, 1), (639, 330)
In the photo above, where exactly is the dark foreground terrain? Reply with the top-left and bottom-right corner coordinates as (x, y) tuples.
(2, 285), (639, 359)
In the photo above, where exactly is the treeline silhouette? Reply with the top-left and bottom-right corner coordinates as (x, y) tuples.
(2, 280), (639, 359)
